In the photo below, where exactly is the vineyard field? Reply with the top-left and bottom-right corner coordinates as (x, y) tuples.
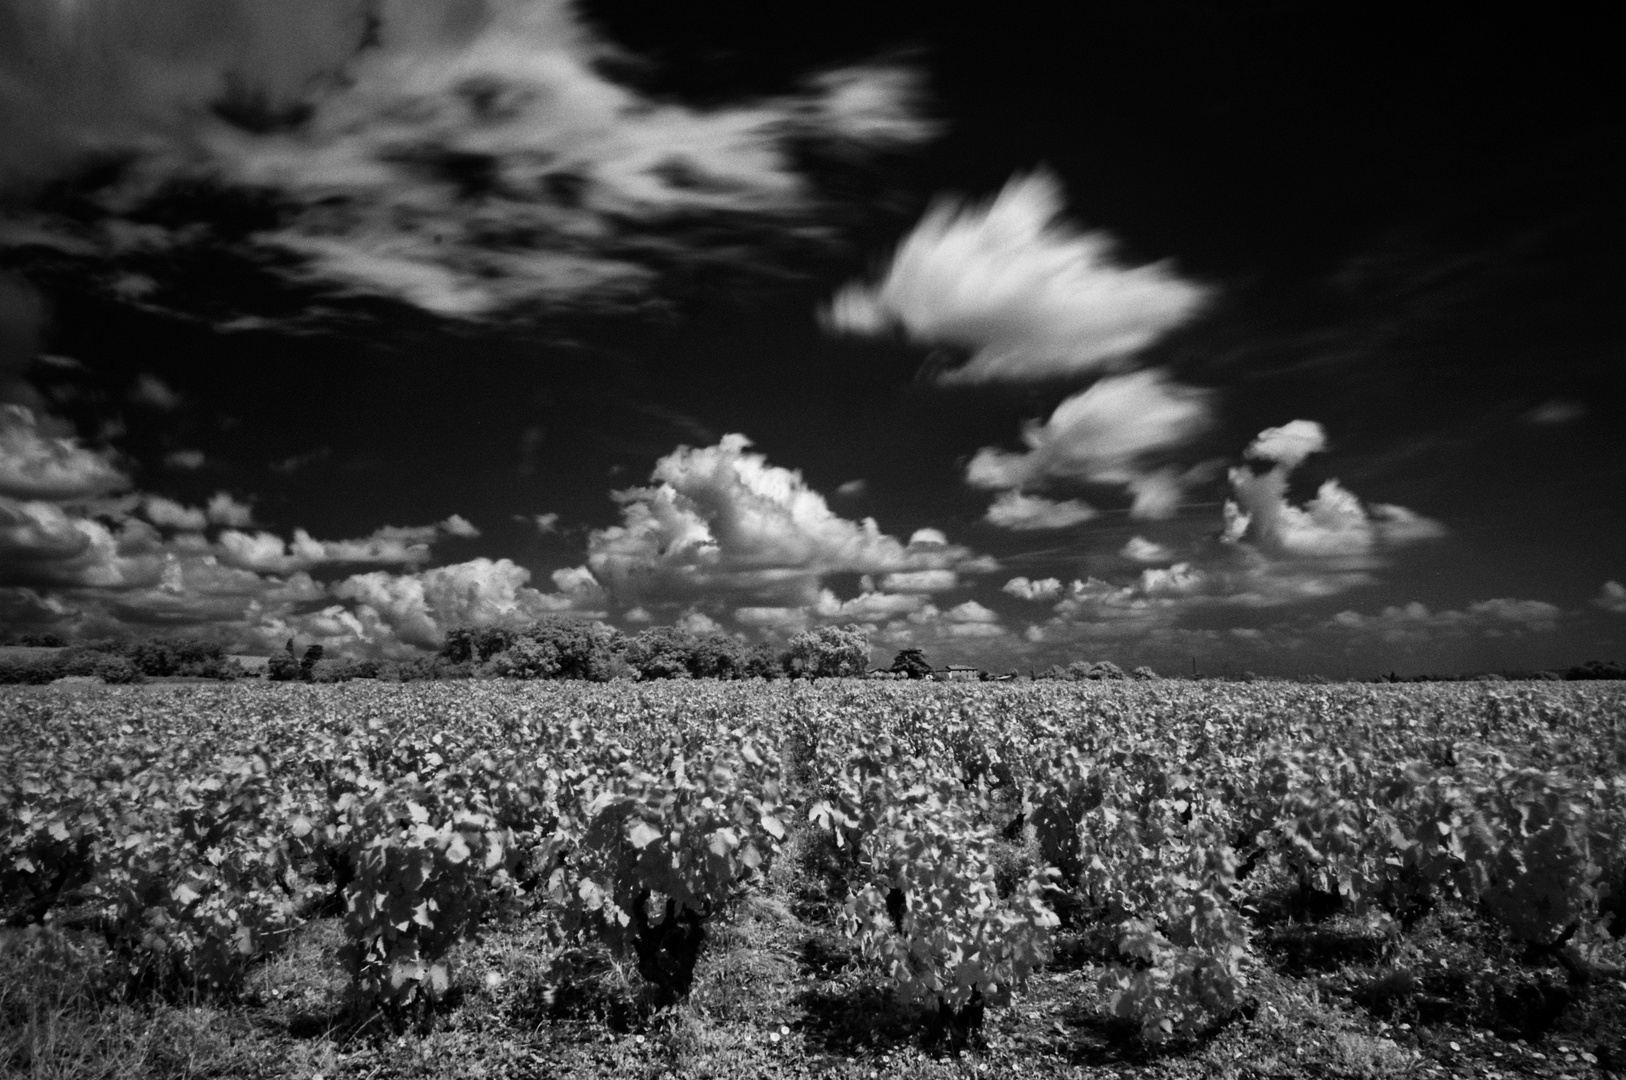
(3, 678), (1625, 1079)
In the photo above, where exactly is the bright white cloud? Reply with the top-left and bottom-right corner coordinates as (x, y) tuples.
(215, 515), (481, 573)
(674, 610), (724, 635)
(206, 492), (254, 528)
(586, 434), (988, 606)
(824, 171), (1207, 384)
(2, 0), (936, 321)
(1003, 576), (1063, 601)
(143, 495), (206, 531)
(814, 588), (929, 622)
(332, 556), (592, 650)
(1121, 536), (1173, 563)
(1244, 419), (1327, 468)
(0, 404), (129, 500)
(1594, 581), (1626, 614)
(878, 569), (959, 592)
(1224, 427), (1445, 562)
(440, 513), (480, 539)
(984, 490), (1096, 530)
(965, 370), (1214, 519)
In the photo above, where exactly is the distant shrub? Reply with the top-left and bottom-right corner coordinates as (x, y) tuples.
(266, 652), (304, 682)
(1130, 666), (1159, 681)
(1084, 661), (1127, 681)
(0, 657), (62, 684)
(92, 655), (145, 684)
(309, 657), (378, 683)
(1567, 660), (1626, 680)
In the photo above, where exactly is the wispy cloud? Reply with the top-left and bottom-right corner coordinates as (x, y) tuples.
(1524, 399), (1586, 425)
(823, 171), (1208, 384)
(965, 370), (1215, 519)
(164, 449), (207, 470)
(984, 490), (1097, 531)
(1, 0), (936, 323)
(129, 374), (182, 410)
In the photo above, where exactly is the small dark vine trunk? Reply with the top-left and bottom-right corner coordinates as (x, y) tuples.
(628, 891), (707, 1001)
(932, 987), (986, 1053)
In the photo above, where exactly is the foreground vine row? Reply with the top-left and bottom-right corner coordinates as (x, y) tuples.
(3, 680), (1622, 1043)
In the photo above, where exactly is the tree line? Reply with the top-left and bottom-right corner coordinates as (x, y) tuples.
(5, 628), (1624, 685)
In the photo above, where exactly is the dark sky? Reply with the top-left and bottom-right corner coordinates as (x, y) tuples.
(2, 0), (1622, 675)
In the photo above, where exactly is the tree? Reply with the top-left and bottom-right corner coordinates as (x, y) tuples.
(483, 637), (558, 679)
(439, 626), (478, 665)
(689, 633), (753, 679)
(785, 624), (869, 678)
(267, 650), (304, 682)
(889, 648), (933, 680)
(512, 617), (626, 681)
(741, 642), (781, 679)
(626, 626), (700, 680)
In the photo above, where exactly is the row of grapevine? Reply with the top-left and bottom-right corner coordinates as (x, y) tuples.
(3, 679), (1623, 1042)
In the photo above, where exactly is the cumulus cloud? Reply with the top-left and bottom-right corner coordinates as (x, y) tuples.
(206, 492), (254, 528)
(585, 434), (989, 607)
(965, 370), (1214, 519)
(143, 495), (207, 531)
(0, 404), (130, 500)
(1121, 536), (1173, 563)
(1223, 425), (1446, 562)
(1, 0), (936, 322)
(1003, 576), (1063, 601)
(909, 527), (949, 547)
(814, 588), (929, 622)
(1595, 581), (1626, 614)
(1327, 598), (1562, 643)
(878, 569), (959, 592)
(214, 514), (482, 573)
(440, 513), (480, 538)
(984, 490), (1096, 530)
(332, 556), (596, 650)
(823, 171), (1207, 384)
(1244, 419), (1327, 469)
(0, 495), (161, 589)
